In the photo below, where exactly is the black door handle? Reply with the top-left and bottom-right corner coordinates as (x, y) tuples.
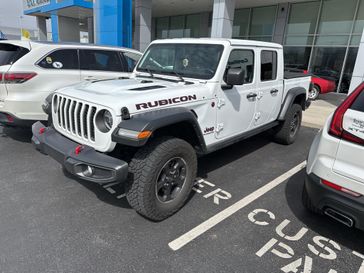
(247, 93), (257, 99)
(270, 89), (279, 94)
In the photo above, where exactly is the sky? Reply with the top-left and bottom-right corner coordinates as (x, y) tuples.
(0, 0), (37, 30)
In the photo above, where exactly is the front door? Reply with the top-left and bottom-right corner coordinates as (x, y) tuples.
(216, 48), (257, 139)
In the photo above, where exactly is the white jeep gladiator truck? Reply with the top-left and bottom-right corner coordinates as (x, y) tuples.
(32, 38), (311, 220)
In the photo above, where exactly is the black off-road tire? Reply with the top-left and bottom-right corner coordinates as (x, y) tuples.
(302, 184), (321, 214)
(273, 104), (302, 145)
(126, 136), (197, 221)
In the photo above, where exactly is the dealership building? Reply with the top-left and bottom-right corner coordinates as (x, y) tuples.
(23, 0), (364, 93)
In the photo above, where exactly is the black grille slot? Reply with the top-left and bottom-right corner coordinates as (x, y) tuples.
(83, 105), (89, 138)
(89, 107), (97, 141)
(70, 101), (77, 133)
(76, 103), (83, 137)
(64, 99), (71, 131)
(61, 97), (66, 128)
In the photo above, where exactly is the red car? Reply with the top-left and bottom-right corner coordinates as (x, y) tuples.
(303, 70), (337, 100)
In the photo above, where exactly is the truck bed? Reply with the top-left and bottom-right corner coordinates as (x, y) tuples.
(283, 73), (311, 102)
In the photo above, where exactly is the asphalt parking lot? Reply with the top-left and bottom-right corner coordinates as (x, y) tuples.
(0, 122), (363, 273)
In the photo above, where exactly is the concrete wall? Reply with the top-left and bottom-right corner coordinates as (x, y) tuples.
(36, 16), (47, 41)
(273, 3), (289, 45)
(135, 0), (152, 52)
(211, 0), (236, 38)
(58, 16), (80, 42)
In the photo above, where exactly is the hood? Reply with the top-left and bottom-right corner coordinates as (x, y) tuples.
(55, 77), (211, 115)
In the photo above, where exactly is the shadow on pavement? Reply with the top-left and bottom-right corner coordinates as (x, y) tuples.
(62, 168), (132, 209)
(0, 125), (32, 143)
(285, 169), (364, 254)
(198, 131), (271, 178)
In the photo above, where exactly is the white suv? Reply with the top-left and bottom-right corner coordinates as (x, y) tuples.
(304, 82), (364, 230)
(0, 40), (141, 126)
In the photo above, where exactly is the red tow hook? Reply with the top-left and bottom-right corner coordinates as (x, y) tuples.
(74, 145), (84, 155)
(39, 127), (46, 135)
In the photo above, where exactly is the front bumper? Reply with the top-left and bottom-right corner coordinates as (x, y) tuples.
(304, 173), (364, 230)
(32, 121), (129, 184)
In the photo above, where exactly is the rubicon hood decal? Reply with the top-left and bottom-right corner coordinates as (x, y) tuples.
(135, 95), (197, 110)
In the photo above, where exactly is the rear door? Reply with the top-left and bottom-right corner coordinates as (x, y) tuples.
(333, 86), (364, 184)
(254, 49), (283, 126)
(0, 43), (30, 101)
(80, 49), (130, 81)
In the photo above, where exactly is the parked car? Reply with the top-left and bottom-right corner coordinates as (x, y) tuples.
(303, 82), (364, 230)
(308, 75), (337, 100)
(0, 40), (141, 127)
(32, 38), (311, 220)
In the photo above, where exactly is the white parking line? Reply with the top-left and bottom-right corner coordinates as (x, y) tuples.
(168, 161), (307, 251)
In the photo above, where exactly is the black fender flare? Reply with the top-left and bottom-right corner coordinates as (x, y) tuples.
(111, 107), (206, 151)
(278, 87), (307, 121)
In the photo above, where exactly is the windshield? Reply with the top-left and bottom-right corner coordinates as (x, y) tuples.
(136, 43), (224, 80)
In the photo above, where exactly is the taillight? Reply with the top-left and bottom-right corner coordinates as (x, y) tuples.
(322, 179), (362, 197)
(0, 73), (3, 82)
(4, 72), (37, 84)
(329, 82), (364, 144)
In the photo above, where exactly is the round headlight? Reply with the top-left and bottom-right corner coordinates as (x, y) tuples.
(96, 109), (114, 133)
(103, 110), (113, 131)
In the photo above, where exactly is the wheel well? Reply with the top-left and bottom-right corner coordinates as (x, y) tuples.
(293, 94), (306, 110)
(150, 121), (203, 152)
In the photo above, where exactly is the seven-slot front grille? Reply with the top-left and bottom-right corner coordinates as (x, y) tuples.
(54, 95), (97, 142)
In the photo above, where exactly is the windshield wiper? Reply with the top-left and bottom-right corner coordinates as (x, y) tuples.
(168, 71), (185, 83)
(146, 68), (154, 78)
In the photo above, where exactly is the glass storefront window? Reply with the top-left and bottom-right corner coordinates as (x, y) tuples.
(315, 35), (350, 46)
(155, 13), (210, 40)
(286, 1), (320, 36)
(233, 8), (250, 38)
(353, 0), (364, 34)
(310, 47), (346, 90)
(350, 35), (362, 46)
(285, 36), (314, 46)
(250, 6), (277, 37)
(284, 47), (312, 70)
(341, 47), (359, 93)
(169, 16), (185, 38)
(156, 17), (169, 39)
(317, 0), (357, 35)
(185, 14), (200, 38)
(248, 36), (273, 42)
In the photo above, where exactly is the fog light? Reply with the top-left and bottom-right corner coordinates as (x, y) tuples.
(83, 166), (94, 177)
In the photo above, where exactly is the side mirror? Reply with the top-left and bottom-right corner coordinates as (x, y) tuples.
(226, 67), (245, 86)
